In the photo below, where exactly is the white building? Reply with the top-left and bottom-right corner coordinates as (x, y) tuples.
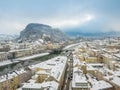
(72, 67), (91, 90)
(20, 56), (68, 90)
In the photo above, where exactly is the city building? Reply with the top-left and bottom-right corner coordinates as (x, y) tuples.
(0, 69), (33, 90)
(19, 56), (68, 90)
(0, 52), (8, 62)
(72, 67), (91, 90)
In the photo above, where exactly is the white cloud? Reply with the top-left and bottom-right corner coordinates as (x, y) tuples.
(40, 14), (94, 28)
(0, 14), (94, 34)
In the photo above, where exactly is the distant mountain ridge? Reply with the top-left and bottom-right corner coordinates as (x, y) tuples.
(65, 31), (120, 37)
(0, 34), (19, 41)
(18, 23), (69, 42)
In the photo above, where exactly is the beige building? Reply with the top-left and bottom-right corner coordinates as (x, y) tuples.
(0, 45), (10, 52)
(0, 69), (33, 90)
(20, 56), (68, 90)
(8, 49), (32, 58)
(0, 52), (8, 62)
(72, 67), (91, 90)
(104, 76), (120, 90)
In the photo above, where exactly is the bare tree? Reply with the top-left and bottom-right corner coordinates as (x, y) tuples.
(13, 63), (23, 71)
(3, 68), (9, 75)
(23, 61), (29, 67)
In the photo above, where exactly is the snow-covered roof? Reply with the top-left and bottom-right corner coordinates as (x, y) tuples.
(72, 67), (90, 88)
(22, 56), (67, 89)
(0, 69), (26, 83)
(91, 80), (112, 90)
(111, 76), (120, 86)
(22, 80), (58, 90)
(87, 74), (112, 90)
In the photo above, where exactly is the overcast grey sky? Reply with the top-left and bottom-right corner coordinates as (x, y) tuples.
(0, 0), (120, 34)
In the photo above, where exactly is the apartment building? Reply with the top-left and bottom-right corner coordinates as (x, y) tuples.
(0, 45), (10, 52)
(72, 67), (91, 90)
(87, 74), (113, 90)
(0, 52), (8, 62)
(0, 69), (33, 90)
(104, 76), (120, 90)
(20, 56), (68, 90)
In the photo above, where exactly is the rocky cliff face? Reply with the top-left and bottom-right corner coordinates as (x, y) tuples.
(18, 23), (69, 42)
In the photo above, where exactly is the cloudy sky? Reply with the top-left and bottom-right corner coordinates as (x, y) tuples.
(0, 0), (120, 35)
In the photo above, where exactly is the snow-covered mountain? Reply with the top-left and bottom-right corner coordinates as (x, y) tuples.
(0, 34), (19, 41)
